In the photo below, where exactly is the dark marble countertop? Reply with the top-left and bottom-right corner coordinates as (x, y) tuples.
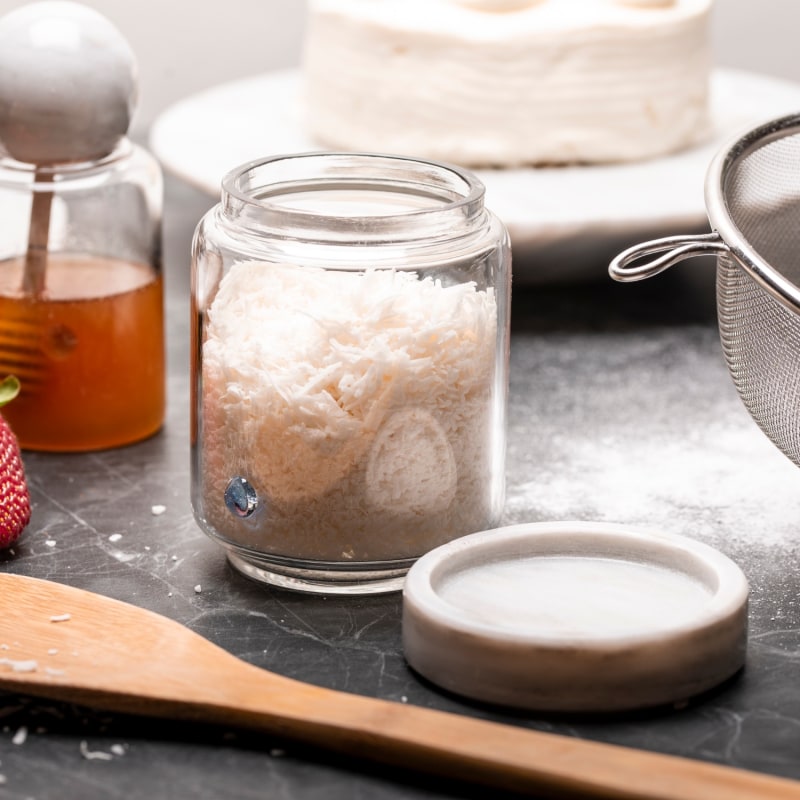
(2, 176), (799, 799)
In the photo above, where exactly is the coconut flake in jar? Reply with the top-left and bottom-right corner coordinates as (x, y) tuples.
(201, 262), (498, 562)
(191, 152), (510, 593)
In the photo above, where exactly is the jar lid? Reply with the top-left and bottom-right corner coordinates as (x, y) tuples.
(402, 522), (749, 713)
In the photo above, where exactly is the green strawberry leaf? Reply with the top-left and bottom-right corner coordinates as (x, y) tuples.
(0, 375), (21, 407)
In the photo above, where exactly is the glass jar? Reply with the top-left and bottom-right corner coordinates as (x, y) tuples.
(0, 139), (165, 451)
(191, 152), (511, 594)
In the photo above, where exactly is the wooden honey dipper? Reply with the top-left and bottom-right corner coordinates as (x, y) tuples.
(0, 1), (137, 381)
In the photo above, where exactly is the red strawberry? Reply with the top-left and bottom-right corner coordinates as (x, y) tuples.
(0, 376), (30, 548)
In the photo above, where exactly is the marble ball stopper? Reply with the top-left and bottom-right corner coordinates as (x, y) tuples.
(0, 1), (138, 165)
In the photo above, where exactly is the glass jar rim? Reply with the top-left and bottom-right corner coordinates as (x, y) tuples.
(219, 151), (487, 243)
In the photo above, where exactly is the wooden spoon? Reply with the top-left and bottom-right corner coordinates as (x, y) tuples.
(0, 572), (795, 799)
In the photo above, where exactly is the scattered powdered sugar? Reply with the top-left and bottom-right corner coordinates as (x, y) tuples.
(200, 263), (499, 562)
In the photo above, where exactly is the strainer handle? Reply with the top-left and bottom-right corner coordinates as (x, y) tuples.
(609, 233), (728, 282)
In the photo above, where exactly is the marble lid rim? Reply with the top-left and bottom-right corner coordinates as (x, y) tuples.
(402, 521), (750, 649)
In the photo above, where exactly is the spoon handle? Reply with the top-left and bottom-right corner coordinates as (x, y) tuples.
(0, 571), (795, 800)
(145, 659), (798, 800)
(21, 172), (52, 297)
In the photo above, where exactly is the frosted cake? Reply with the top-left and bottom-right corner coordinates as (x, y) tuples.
(303, 0), (714, 166)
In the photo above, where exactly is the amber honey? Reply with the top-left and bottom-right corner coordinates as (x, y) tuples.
(0, 254), (165, 451)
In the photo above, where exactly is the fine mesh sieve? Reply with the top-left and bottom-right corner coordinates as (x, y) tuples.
(609, 113), (800, 467)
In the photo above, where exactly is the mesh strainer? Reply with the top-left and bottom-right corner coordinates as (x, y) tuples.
(609, 113), (800, 467)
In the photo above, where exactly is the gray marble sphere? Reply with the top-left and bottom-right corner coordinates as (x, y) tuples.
(0, 1), (137, 165)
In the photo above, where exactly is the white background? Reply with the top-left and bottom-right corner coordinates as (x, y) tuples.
(0, 1), (797, 134)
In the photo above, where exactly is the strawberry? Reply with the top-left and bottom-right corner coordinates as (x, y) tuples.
(0, 376), (31, 548)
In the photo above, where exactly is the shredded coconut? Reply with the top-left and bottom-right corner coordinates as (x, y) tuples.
(49, 614), (71, 623)
(194, 584), (202, 594)
(80, 741), (113, 761)
(200, 263), (498, 561)
(0, 658), (37, 673)
(151, 505), (166, 516)
(11, 726), (27, 745)
(110, 550), (137, 563)
(108, 533), (122, 543)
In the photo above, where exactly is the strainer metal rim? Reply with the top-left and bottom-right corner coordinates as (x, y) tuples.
(705, 112), (800, 315)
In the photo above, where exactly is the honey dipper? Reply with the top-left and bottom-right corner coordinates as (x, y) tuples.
(0, 1), (137, 297)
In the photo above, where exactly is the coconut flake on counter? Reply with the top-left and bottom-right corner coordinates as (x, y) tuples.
(79, 741), (113, 761)
(49, 614), (71, 623)
(11, 726), (27, 745)
(151, 504), (166, 516)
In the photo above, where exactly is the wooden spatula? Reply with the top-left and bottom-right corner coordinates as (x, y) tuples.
(0, 573), (794, 799)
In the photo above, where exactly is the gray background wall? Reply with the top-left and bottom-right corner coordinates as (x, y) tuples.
(0, 1), (793, 134)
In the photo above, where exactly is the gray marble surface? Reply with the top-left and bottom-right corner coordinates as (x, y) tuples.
(1, 177), (800, 799)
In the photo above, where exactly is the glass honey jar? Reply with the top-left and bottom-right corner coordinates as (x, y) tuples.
(0, 2), (165, 452)
(0, 143), (165, 451)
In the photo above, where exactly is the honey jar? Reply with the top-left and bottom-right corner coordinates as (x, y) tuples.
(0, 3), (165, 451)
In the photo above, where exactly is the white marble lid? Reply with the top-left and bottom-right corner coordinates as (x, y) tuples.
(402, 521), (749, 712)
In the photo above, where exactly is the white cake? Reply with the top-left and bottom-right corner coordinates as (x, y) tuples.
(303, 0), (713, 166)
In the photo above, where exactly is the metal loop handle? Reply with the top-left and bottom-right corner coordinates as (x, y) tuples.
(608, 232), (729, 282)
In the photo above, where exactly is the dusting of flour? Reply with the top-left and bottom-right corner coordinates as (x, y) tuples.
(505, 418), (800, 552)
